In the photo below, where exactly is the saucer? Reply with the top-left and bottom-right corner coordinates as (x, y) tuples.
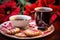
(0, 21), (55, 39)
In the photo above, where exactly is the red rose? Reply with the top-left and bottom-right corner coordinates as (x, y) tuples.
(24, 3), (37, 20)
(0, 5), (5, 9)
(30, 3), (37, 10)
(0, 1), (20, 23)
(24, 0), (47, 20)
(25, 4), (31, 12)
(0, 5), (5, 14)
(50, 14), (57, 24)
(4, 7), (20, 21)
(44, 0), (55, 5)
(0, 14), (5, 24)
(4, 1), (16, 10)
(37, 0), (44, 7)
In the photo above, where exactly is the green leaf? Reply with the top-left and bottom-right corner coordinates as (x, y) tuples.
(26, 2), (31, 5)
(19, 0), (26, 5)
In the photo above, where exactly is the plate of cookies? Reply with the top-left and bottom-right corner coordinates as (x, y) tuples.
(0, 21), (55, 39)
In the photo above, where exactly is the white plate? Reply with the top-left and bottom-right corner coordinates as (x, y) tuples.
(0, 21), (55, 39)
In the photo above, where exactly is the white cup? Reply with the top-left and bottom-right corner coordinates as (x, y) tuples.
(9, 15), (31, 28)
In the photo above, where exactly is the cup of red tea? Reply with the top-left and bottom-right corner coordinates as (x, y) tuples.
(34, 7), (53, 31)
(9, 15), (31, 28)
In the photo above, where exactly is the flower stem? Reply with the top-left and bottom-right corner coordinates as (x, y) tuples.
(18, 0), (26, 15)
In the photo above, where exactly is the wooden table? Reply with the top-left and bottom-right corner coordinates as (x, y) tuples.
(0, 21), (60, 40)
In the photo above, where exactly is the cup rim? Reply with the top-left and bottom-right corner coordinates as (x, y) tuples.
(9, 15), (31, 21)
(35, 7), (53, 12)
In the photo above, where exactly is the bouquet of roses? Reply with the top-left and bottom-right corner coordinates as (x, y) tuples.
(0, 0), (60, 25)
